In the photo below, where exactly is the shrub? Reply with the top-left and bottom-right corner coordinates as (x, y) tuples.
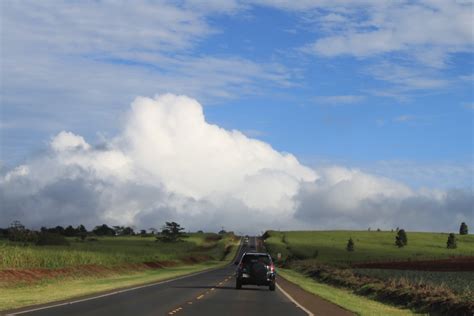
(447, 233), (457, 249)
(460, 222), (468, 235)
(36, 232), (70, 246)
(395, 229), (407, 247)
(0, 228), (8, 238)
(346, 237), (355, 252)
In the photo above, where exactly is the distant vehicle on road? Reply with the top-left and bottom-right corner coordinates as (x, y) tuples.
(235, 252), (276, 291)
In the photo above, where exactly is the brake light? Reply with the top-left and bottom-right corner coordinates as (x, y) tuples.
(270, 263), (274, 272)
(239, 262), (243, 269)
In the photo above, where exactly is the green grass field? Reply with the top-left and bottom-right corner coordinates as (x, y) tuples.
(0, 233), (236, 269)
(265, 230), (474, 264)
(0, 233), (240, 311)
(265, 230), (474, 315)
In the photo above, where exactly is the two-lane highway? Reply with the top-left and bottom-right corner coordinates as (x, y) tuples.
(8, 237), (308, 316)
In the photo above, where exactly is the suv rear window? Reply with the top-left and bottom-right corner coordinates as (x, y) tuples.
(242, 254), (271, 265)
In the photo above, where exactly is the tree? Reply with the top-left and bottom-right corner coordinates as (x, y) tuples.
(76, 225), (87, 241)
(346, 237), (355, 252)
(113, 226), (135, 236)
(93, 224), (115, 236)
(122, 227), (135, 235)
(459, 222), (468, 235)
(156, 222), (186, 242)
(77, 225), (87, 234)
(149, 228), (157, 235)
(52, 226), (65, 235)
(447, 233), (457, 249)
(113, 226), (124, 235)
(395, 229), (407, 247)
(64, 225), (77, 237)
(8, 221), (37, 244)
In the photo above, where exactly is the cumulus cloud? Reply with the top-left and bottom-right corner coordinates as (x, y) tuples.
(0, 94), (471, 233)
(0, 94), (316, 232)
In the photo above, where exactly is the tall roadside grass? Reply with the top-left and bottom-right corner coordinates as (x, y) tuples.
(0, 233), (237, 269)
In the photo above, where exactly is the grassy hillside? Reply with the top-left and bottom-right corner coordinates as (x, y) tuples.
(265, 230), (474, 264)
(265, 230), (474, 315)
(0, 233), (237, 270)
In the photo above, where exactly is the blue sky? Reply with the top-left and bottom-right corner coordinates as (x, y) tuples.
(1, 1), (473, 185)
(0, 1), (473, 232)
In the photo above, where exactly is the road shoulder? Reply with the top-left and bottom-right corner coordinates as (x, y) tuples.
(277, 272), (354, 316)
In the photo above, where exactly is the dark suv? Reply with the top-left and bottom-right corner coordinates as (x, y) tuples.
(235, 252), (276, 291)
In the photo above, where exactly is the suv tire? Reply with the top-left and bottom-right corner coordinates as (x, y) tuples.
(269, 281), (275, 291)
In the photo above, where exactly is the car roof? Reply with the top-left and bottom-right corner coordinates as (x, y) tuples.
(243, 252), (270, 256)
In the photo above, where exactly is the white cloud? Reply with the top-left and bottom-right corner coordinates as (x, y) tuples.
(313, 95), (365, 105)
(50, 131), (91, 152)
(1, 0), (294, 166)
(463, 102), (474, 110)
(393, 115), (416, 123)
(366, 62), (450, 92)
(294, 166), (472, 231)
(1, 94), (471, 233)
(281, 0), (472, 94)
(0, 95), (316, 231)
(301, 1), (473, 64)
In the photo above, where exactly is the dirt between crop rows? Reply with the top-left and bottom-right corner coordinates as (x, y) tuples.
(352, 256), (474, 271)
(0, 255), (211, 287)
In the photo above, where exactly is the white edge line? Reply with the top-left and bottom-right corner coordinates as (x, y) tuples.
(277, 283), (314, 316)
(6, 266), (220, 316)
(7, 237), (245, 316)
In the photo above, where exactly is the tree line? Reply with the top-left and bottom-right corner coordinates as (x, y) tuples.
(0, 220), (212, 245)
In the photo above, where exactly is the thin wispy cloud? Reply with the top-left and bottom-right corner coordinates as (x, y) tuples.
(313, 95), (365, 105)
(393, 115), (416, 123)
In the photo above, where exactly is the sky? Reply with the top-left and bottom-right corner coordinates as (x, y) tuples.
(0, 0), (473, 234)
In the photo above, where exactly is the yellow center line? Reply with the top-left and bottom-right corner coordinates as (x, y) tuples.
(196, 294), (205, 300)
(168, 305), (184, 314)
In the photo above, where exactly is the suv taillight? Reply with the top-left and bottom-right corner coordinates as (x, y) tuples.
(270, 263), (274, 272)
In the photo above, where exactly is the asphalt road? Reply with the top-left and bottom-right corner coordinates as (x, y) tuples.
(11, 236), (308, 316)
